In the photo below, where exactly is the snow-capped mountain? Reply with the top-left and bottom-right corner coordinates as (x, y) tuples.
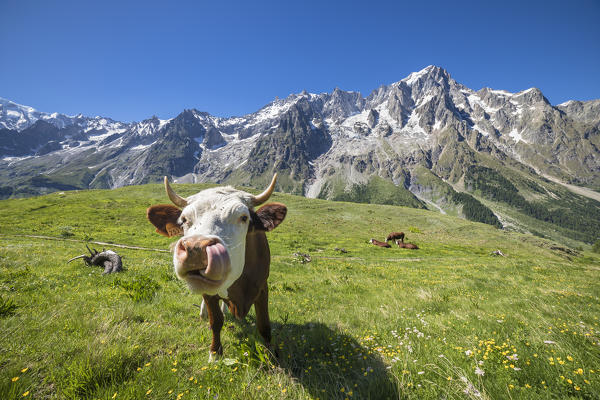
(0, 96), (129, 135)
(1, 66), (599, 244)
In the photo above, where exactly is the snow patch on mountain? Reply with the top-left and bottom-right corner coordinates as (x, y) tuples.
(401, 110), (427, 138)
(403, 65), (436, 86)
(508, 128), (525, 143)
(467, 93), (499, 114)
(558, 100), (575, 107)
(131, 143), (155, 151)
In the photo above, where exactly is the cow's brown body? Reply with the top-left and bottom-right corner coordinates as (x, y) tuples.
(205, 231), (272, 354)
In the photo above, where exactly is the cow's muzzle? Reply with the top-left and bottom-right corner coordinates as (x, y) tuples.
(175, 237), (231, 285)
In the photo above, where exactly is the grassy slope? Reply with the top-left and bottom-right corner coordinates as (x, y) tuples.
(1, 184), (599, 399)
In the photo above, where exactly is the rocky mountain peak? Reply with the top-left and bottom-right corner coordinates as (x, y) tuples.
(323, 88), (364, 120)
(177, 109), (200, 121)
(516, 87), (549, 105)
(402, 65), (450, 86)
(557, 99), (600, 126)
(404, 66), (454, 100)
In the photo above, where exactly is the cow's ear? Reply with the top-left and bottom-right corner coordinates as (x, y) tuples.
(252, 202), (287, 232)
(147, 204), (184, 237)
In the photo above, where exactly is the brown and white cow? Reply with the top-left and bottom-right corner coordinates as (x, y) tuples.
(147, 174), (286, 360)
(396, 238), (419, 249)
(386, 231), (405, 242)
(369, 238), (391, 248)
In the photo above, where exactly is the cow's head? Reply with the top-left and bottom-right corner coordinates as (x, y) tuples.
(147, 175), (286, 297)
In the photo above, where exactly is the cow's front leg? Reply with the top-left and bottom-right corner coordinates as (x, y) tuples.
(203, 294), (224, 361)
(199, 299), (228, 320)
(254, 285), (273, 353)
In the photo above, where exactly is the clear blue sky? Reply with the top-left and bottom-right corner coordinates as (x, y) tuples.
(1, 0), (598, 122)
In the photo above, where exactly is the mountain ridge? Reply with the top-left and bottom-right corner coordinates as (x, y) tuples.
(2, 66), (599, 244)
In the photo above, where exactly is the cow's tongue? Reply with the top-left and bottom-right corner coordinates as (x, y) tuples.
(203, 242), (230, 280)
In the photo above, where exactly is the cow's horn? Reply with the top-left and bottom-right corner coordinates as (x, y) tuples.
(67, 255), (86, 263)
(252, 173), (278, 206)
(164, 176), (188, 208)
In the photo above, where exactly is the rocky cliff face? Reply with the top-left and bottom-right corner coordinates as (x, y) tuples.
(1, 66), (599, 243)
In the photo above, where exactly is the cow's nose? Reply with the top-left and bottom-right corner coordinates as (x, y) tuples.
(176, 237), (217, 267)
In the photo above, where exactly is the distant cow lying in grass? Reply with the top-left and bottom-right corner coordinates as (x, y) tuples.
(370, 238), (391, 248)
(396, 238), (419, 249)
(386, 231), (405, 242)
(147, 174), (286, 360)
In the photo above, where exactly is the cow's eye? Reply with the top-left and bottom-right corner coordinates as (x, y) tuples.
(180, 216), (187, 224)
(240, 215), (248, 223)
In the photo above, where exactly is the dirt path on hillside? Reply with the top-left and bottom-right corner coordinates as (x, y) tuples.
(1, 234), (170, 252)
(543, 175), (600, 202)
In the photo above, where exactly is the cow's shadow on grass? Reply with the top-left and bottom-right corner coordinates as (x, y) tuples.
(230, 316), (398, 399)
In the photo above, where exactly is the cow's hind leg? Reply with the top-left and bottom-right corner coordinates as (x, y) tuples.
(254, 285), (274, 355)
(203, 294), (224, 361)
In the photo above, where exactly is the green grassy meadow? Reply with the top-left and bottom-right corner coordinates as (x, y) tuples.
(1, 183), (599, 399)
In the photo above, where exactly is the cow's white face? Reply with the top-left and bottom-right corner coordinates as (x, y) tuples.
(174, 187), (254, 296)
(147, 175), (286, 298)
